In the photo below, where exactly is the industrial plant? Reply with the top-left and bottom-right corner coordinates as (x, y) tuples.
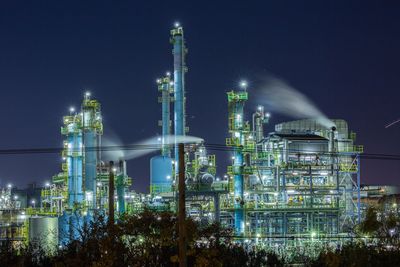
(0, 24), (376, 252)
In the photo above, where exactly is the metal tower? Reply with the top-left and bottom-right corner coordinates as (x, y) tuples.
(170, 24), (187, 174)
(82, 92), (103, 209)
(226, 90), (249, 235)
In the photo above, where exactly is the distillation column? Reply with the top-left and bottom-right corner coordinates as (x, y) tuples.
(62, 112), (84, 207)
(82, 93), (103, 209)
(171, 25), (187, 175)
(150, 75), (174, 194)
(160, 75), (173, 157)
(227, 91), (248, 235)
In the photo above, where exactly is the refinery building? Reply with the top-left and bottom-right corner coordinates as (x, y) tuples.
(0, 24), (374, 251)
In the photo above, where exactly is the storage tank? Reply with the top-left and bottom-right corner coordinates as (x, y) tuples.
(150, 155), (173, 193)
(29, 216), (58, 253)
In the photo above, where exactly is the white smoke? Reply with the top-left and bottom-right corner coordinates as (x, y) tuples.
(256, 77), (335, 129)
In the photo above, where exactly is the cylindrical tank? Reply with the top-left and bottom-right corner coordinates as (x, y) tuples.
(29, 217), (58, 252)
(200, 173), (214, 186)
(150, 155), (173, 193)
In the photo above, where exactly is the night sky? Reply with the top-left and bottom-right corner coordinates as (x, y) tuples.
(0, 1), (399, 193)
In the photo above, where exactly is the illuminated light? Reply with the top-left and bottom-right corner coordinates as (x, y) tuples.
(256, 233), (261, 238)
(239, 80), (248, 88)
(231, 156), (235, 160)
(156, 78), (161, 83)
(62, 157), (66, 161)
(246, 222), (250, 226)
(257, 106), (262, 111)
(320, 171), (329, 176)
(248, 135), (253, 140)
(69, 107), (75, 113)
(174, 22), (180, 27)
(273, 192), (278, 196)
(292, 172), (298, 175)
(14, 195), (18, 200)
(169, 81), (174, 86)
(112, 168), (117, 172)
(166, 71), (171, 76)
(157, 137), (162, 142)
(224, 175), (228, 178)
(234, 132), (240, 138)
(97, 182), (102, 186)
(265, 113), (271, 118)
(7, 184), (12, 188)
(31, 200), (35, 204)
(199, 149), (203, 153)
(287, 190), (295, 194)
(85, 91), (91, 97)
(45, 182), (50, 187)
(311, 231), (317, 238)
(166, 175), (171, 180)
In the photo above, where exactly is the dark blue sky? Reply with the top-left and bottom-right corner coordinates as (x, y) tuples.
(0, 1), (399, 192)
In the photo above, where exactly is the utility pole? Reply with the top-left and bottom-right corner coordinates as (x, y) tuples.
(178, 143), (186, 267)
(109, 161), (115, 226)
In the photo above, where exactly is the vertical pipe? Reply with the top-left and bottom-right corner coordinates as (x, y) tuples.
(171, 26), (186, 175)
(178, 143), (187, 267)
(108, 161), (115, 225)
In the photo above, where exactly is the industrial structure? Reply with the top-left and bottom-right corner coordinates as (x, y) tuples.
(0, 24), (369, 251)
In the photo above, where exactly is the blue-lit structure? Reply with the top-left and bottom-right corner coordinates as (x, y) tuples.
(150, 74), (174, 194)
(63, 113), (84, 207)
(171, 25), (187, 174)
(150, 156), (173, 194)
(82, 93), (103, 209)
(226, 91), (248, 235)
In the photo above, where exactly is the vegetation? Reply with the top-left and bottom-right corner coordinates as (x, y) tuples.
(0, 210), (283, 267)
(4, 207), (400, 266)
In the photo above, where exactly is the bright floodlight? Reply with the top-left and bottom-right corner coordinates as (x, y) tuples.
(174, 22), (180, 27)
(69, 107), (75, 113)
(166, 71), (171, 76)
(239, 80), (248, 89)
(45, 182), (50, 187)
(265, 112), (271, 118)
(7, 184), (12, 188)
(85, 91), (91, 97)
